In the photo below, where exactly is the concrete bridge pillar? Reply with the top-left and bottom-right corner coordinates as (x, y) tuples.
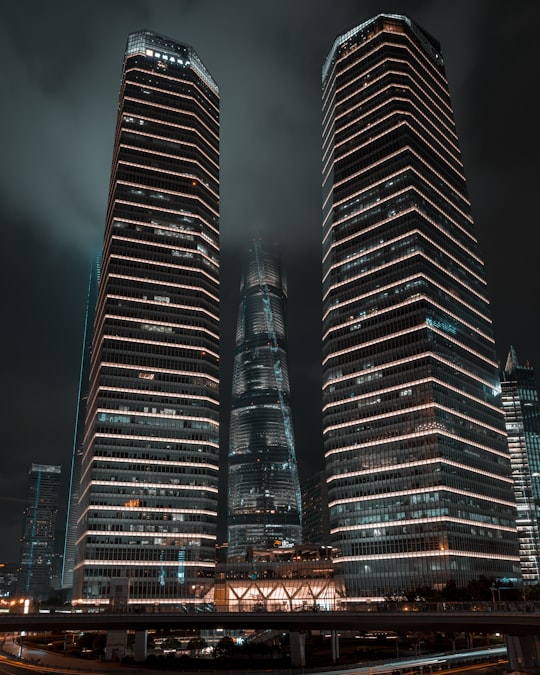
(506, 634), (540, 672)
(134, 630), (147, 662)
(289, 631), (306, 667)
(331, 630), (340, 663)
(105, 630), (127, 662)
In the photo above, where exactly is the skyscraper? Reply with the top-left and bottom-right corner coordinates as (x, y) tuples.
(501, 347), (540, 586)
(17, 464), (61, 600)
(321, 14), (520, 598)
(228, 239), (302, 557)
(73, 31), (220, 606)
(62, 256), (100, 593)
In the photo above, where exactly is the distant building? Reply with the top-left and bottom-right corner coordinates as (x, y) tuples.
(72, 30), (220, 606)
(501, 347), (540, 586)
(227, 240), (302, 557)
(0, 563), (18, 599)
(321, 14), (520, 598)
(17, 464), (61, 600)
(62, 256), (100, 593)
(302, 470), (330, 546)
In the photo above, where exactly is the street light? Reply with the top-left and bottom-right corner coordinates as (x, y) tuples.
(18, 631), (26, 659)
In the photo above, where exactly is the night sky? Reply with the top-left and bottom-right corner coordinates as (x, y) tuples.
(1, 1), (539, 564)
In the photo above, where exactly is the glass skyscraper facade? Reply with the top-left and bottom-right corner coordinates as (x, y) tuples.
(73, 31), (220, 606)
(501, 347), (540, 586)
(321, 14), (520, 598)
(228, 240), (302, 557)
(17, 464), (61, 600)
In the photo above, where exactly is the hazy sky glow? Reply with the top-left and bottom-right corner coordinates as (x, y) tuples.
(1, 1), (539, 563)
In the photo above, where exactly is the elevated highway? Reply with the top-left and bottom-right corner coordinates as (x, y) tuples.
(0, 607), (539, 635)
(1, 605), (539, 670)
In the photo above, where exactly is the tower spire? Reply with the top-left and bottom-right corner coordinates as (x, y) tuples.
(505, 345), (520, 375)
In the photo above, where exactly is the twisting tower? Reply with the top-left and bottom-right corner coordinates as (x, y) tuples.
(228, 240), (302, 557)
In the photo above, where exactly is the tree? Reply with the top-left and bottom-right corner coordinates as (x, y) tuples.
(214, 635), (234, 658)
(465, 575), (493, 601)
(525, 583), (540, 600)
(187, 636), (207, 657)
(442, 580), (461, 601)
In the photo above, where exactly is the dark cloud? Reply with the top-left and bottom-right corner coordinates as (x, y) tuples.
(456, 3), (540, 374)
(1, 0), (538, 562)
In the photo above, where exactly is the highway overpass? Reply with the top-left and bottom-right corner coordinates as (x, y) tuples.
(1, 606), (539, 670)
(0, 607), (539, 634)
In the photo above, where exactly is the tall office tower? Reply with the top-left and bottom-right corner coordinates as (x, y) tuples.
(62, 256), (100, 593)
(17, 464), (61, 600)
(321, 14), (520, 598)
(501, 347), (540, 586)
(228, 240), (302, 557)
(73, 31), (220, 606)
